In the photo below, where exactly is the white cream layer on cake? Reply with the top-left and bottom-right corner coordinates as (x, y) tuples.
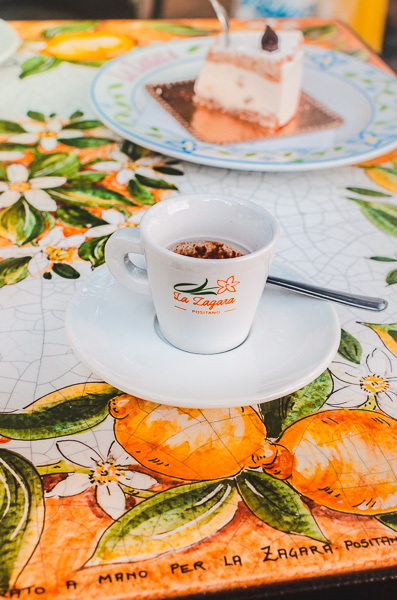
(194, 30), (304, 128)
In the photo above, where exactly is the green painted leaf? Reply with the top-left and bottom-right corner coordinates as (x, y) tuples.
(0, 383), (120, 440)
(27, 111), (46, 123)
(369, 256), (397, 261)
(78, 235), (109, 267)
(69, 110), (84, 120)
(62, 119), (103, 130)
(44, 211), (56, 231)
(0, 142), (36, 151)
(0, 120), (26, 134)
(48, 186), (133, 208)
(29, 152), (80, 178)
(338, 329), (362, 364)
(43, 272), (52, 280)
(377, 513), (397, 532)
(259, 370), (333, 439)
(42, 20), (100, 39)
(0, 199), (45, 246)
(386, 269), (397, 285)
(347, 49), (369, 61)
(58, 136), (114, 148)
(145, 21), (216, 36)
(348, 197), (397, 237)
(20, 56), (61, 79)
(67, 171), (106, 185)
(0, 165), (7, 180)
(0, 257), (31, 288)
(67, 59), (106, 67)
(127, 179), (156, 205)
(36, 459), (91, 476)
(301, 24), (337, 39)
(153, 166), (183, 176)
(236, 470), (326, 542)
(81, 157), (105, 168)
(57, 205), (106, 228)
(120, 140), (148, 161)
(174, 279), (218, 295)
(0, 449), (44, 594)
(135, 173), (177, 190)
(52, 263), (80, 279)
(86, 479), (238, 565)
(346, 186), (391, 197)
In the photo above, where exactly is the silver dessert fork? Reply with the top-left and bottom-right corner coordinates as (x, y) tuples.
(267, 275), (387, 311)
(209, 0), (230, 46)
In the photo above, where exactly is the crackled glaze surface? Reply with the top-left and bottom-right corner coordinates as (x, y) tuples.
(1, 17), (397, 600)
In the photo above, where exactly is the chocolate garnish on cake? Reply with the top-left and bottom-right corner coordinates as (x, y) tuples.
(261, 25), (279, 52)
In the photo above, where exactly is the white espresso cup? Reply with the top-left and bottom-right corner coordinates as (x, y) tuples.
(105, 193), (279, 354)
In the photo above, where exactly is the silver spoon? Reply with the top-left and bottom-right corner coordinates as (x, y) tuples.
(267, 275), (388, 311)
(209, 0), (229, 46)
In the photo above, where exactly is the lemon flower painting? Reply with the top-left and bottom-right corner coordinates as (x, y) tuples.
(5, 116), (85, 152)
(324, 348), (397, 418)
(85, 208), (146, 238)
(46, 440), (156, 520)
(0, 226), (85, 277)
(90, 147), (181, 185)
(0, 164), (62, 211)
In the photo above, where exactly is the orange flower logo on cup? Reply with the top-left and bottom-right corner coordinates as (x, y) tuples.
(216, 275), (240, 294)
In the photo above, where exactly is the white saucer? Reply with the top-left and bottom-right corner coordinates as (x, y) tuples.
(0, 20), (20, 64)
(66, 263), (340, 408)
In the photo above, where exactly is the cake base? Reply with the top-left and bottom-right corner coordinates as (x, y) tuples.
(146, 79), (344, 145)
(193, 95), (279, 129)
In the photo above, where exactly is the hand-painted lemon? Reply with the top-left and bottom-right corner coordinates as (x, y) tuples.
(45, 31), (134, 62)
(365, 167), (397, 193)
(362, 322), (397, 357)
(110, 394), (267, 481)
(257, 409), (397, 515)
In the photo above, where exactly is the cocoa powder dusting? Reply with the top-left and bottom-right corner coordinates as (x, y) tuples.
(169, 240), (244, 259)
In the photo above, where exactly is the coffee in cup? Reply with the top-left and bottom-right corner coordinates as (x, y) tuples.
(168, 239), (247, 259)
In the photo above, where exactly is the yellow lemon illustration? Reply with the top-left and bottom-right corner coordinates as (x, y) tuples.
(110, 394), (267, 481)
(45, 31), (134, 62)
(365, 166), (397, 193)
(258, 409), (397, 515)
(362, 322), (397, 357)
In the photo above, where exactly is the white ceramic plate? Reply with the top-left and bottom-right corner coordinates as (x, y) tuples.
(90, 38), (397, 172)
(0, 20), (20, 64)
(66, 263), (340, 408)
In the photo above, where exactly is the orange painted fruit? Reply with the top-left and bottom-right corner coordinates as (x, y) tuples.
(259, 409), (397, 515)
(109, 394), (267, 481)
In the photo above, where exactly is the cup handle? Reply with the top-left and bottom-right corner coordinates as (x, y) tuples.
(105, 228), (151, 295)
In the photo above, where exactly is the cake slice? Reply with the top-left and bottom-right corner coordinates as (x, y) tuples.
(193, 27), (304, 129)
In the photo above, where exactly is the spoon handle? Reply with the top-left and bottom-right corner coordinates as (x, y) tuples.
(267, 275), (388, 311)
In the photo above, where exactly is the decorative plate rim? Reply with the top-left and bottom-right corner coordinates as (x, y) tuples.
(90, 38), (397, 172)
